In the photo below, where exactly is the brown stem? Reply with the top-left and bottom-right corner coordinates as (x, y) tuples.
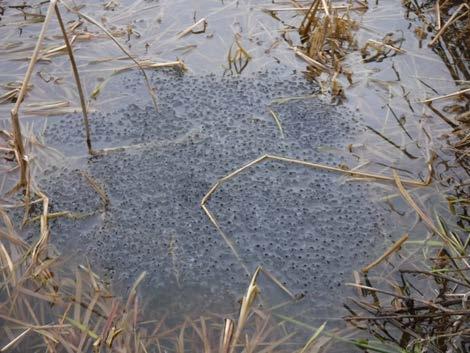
(10, 0), (58, 190)
(399, 268), (470, 288)
(54, 3), (94, 155)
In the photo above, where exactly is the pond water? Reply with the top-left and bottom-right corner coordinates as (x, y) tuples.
(38, 68), (395, 324)
(0, 0), (467, 345)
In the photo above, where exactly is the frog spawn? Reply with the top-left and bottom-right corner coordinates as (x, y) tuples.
(40, 69), (394, 318)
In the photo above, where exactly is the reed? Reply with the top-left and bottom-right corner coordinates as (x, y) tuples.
(1, 1), (469, 353)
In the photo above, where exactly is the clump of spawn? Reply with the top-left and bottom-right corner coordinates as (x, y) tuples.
(40, 69), (391, 318)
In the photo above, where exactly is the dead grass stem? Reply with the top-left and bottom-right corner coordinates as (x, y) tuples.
(54, 3), (94, 156)
(201, 154), (432, 276)
(60, 2), (159, 112)
(9, 0), (57, 191)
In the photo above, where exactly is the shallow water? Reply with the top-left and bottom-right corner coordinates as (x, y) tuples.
(0, 0), (467, 344)
(39, 69), (394, 324)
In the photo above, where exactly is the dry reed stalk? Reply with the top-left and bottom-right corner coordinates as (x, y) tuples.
(299, 321), (326, 353)
(113, 60), (188, 73)
(31, 191), (49, 264)
(0, 84), (33, 105)
(436, 0), (442, 30)
(354, 0), (368, 8)
(188, 317), (211, 353)
(320, 0), (330, 16)
(201, 154), (433, 280)
(0, 212), (28, 249)
(260, 268), (296, 300)
(347, 283), (453, 313)
(80, 171), (109, 210)
(393, 171), (470, 268)
(60, 2), (159, 112)
(227, 36), (252, 74)
(177, 18), (208, 39)
(228, 267), (261, 353)
(0, 328), (32, 351)
(25, 210), (88, 224)
(0, 90), (18, 104)
(299, 0), (321, 39)
(293, 47), (331, 73)
(201, 202), (250, 275)
(54, 3), (94, 155)
(420, 87), (470, 103)
(221, 319), (234, 353)
(10, 0), (57, 191)
(428, 3), (469, 47)
(263, 4), (366, 12)
(361, 233), (409, 273)
(296, 0), (359, 94)
(0, 240), (15, 286)
(267, 108), (285, 138)
(366, 39), (406, 54)
(38, 35), (78, 60)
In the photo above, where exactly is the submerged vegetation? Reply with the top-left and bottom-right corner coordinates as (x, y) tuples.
(0, 216), (296, 353)
(346, 1), (470, 352)
(0, 0), (469, 352)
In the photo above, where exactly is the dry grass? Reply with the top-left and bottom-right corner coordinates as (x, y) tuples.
(295, 0), (364, 98)
(4, 0), (186, 195)
(346, 241), (470, 352)
(408, 0), (470, 171)
(344, 172), (470, 351)
(226, 35), (252, 75)
(200, 153), (433, 275)
(0, 208), (299, 352)
(1, 0), (469, 352)
(349, 2), (469, 350)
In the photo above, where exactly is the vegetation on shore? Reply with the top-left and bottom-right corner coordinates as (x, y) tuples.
(0, 0), (469, 352)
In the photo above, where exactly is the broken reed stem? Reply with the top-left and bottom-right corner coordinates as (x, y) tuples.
(221, 319), (234, 353)
(228, 267), (261, 353)
(393, 171), (442, 236)
(393, 171), (470, 269)
(201, 203), (250, 275)
(367, 39), (406, 54)
(54, 3), (94, 156)
(320, 0), (330, 16)
(31, 191), (50, 263)
(112, 60), (187, 74)
(10, 0), (57, 190)
(177, 18), (207, 39)
(201, 154), (432, 275)
(268, 108), (285, 138)
(362, 233), (409, 273)
(299, 0), (321, 38)
(261, 268), (297, 300)
(80, 171), (109, 210)
(420, 87), (470, 103)
(400, 269), (470, 288)
(347, 283), (452, 313)
(0, 328), (32, 352)
(61, 2), (159, 112)
(428, 3), (469, 47)
(293, 47), (331, 73)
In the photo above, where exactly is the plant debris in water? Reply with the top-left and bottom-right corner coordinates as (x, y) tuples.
(341, 1), (470, 352)
(0, 0), (469, 352)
